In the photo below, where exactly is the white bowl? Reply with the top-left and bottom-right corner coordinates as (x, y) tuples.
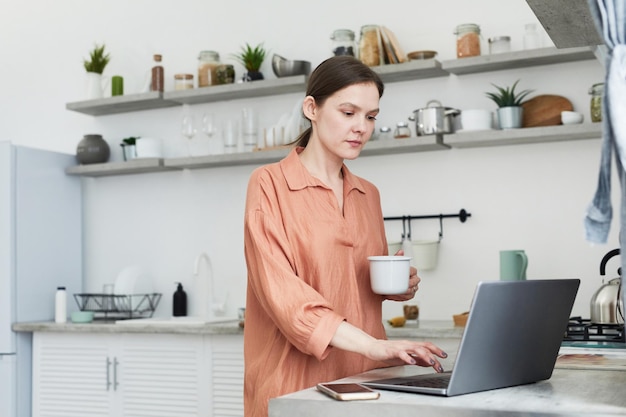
(368, 256), (411, 295)
(460, 109), (493, 131)
(561, 111), (584, 125)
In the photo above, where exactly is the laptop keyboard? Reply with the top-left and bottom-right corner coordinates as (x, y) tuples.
(397, 374), (451, 389)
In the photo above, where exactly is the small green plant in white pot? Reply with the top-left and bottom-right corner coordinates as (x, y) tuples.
(485, 80), (533, 129)
(83, 43), (111, 100)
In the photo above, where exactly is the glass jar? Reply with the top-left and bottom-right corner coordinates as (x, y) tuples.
(378, 126), (393, 140)
(394, 122), (411, 139)
(198, 50), (222, 87)
(174, 74), (194, 90)
(359, 25), (382, 66)
(331, 29), (356, 57)
(589, 82), (604, 123)
(488, 36), (511, 54)
(523, 23), (541, 50)
(455, 23), (481, 58)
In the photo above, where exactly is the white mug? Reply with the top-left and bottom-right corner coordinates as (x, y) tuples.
(368, 256), (411, 295)
(135, 138), (162, 158)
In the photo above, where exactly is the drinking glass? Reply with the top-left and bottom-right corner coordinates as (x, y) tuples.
(202, 113), (216, 137)
(181, 115), (196, 156)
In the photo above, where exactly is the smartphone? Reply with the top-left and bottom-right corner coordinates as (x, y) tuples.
(316, 382), (380, 401)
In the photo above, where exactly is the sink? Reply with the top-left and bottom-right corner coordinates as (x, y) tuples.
(115, 316), (238, 325)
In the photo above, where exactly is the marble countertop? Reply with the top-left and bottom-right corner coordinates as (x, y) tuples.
(12, 319), (245, 335)
(269, 357), (626, 417)
(13, 319), (462, 338)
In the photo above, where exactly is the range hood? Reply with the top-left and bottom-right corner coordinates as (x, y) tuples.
(526, 0), (604, 48)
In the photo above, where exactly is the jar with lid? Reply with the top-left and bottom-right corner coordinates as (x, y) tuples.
(151, 54), (164, 92)
(198, 51), (222, 87)
(359, 25), (382, 67)
(174, 74), (194, 90)
(488, 36), (511, 54)
(394, 122), (411, 139)
(378, 126), (393, 140)
(454, 23), (481, 58)
(523, 23), (541, 50)
(331, 29), (356, 57)
(589, 82), (604, 123)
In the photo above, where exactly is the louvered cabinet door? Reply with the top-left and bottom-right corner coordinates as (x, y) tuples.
(210, 335), (244, 417)
(33, 333), (114, 417)
(118, 334), (206, 417)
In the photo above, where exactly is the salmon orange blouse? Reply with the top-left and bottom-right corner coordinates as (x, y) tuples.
(243, 147), (389, 417)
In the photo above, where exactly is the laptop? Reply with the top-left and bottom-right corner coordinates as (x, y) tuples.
(363, 279), (580, 396)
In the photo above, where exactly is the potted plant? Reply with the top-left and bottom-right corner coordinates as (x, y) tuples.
(485, 79), (533, 129)
(120, 136), (139, 161)
(232, 43), (267, 81)
(83, 44), (111, 99)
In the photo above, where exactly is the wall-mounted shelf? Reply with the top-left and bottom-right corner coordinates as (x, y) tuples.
(444, 123), (601, 148)
(65, 46), (597, 116)
(163, 75), (308, 105)
(441, 46), (596, 75)
(66, 92), (178, 116)
(65, 124), (601, 177)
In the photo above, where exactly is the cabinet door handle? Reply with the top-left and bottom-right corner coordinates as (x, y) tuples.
(106, 357), (112, 391)
(113, 357), (119, 391)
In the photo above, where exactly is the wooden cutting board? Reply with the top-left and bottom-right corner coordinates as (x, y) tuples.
(521, 95), (573, 127)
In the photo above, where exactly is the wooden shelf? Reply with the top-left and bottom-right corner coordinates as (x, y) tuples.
(66, 92), (178, 116)
(444, 123), (601, 148)
(441, 46), (596, 75)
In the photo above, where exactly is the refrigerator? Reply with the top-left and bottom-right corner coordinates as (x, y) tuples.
(0, 141), (82, 417)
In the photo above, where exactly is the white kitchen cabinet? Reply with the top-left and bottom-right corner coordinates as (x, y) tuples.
(32, 332), (207, 417)
(209, 335), (244, 417)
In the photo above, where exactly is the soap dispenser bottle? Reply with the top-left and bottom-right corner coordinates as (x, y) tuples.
(173, 282), (187, 317)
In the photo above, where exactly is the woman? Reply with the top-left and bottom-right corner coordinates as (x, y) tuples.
(243, 56), (447, 417)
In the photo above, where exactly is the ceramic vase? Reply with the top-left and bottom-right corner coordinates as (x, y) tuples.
(76, 134), (110, 164)
(497, 106), (523, 129)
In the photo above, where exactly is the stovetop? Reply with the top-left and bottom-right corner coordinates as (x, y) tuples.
(562, 316), (625, 349)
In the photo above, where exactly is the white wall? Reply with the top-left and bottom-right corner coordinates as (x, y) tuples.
(2, 0), (618, 321)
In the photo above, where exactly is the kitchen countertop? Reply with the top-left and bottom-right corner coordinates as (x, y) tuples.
(269, 354), (626, 417)
(12, 319), (462, 338)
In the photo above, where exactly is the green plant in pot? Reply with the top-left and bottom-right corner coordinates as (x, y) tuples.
(232, 43), (267, 81)
(120, 136), (139, 161)
(83, 44), (111, 99)
(485, 79), (533, 129)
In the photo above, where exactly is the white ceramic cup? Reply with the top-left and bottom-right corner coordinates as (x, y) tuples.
(368, 256), (411, 295)
(460, 109), (493, 131)
(135, 137), (162, 158)
(561, 111), (584, 125)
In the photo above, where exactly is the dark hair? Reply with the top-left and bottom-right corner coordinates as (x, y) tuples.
(292, 56), (384, 147)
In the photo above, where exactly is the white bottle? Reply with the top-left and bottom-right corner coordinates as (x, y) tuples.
(55, 286), (67, 323)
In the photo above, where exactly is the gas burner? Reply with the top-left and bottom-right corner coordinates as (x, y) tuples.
(564, 317), (625, 343)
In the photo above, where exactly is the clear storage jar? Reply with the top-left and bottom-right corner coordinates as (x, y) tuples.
(174, 74), (194, 90)
(394, 122), (411, 139)
(589, 82), (604, 123)
(198, 50), (222, 87)
(331, 29), (356, 57)
(359, 25), (382, 66)
(488, 36), (511, 54)
(455, 23), (481, 58)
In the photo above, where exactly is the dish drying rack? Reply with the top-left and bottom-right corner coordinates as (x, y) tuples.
(73, 293), (162, 321)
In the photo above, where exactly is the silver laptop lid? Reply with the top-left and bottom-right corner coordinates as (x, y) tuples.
(447, 279), (579, 395)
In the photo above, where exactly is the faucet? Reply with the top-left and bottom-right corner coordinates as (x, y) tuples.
(193, 252), (228, 317)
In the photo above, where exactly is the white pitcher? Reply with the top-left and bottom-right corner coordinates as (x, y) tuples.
(85, 72), (110, 100)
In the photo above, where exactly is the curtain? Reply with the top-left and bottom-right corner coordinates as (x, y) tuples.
(585, 0), (626, 324)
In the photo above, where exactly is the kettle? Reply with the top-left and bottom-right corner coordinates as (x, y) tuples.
(590, 248), (624, 324)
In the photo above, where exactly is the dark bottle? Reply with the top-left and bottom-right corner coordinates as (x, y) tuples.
(151, 54), (164, 92)
(173, 282), (187, 317)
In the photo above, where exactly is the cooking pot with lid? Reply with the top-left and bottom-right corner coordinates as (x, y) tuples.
(409, 100), (460, 136)
(591, 248), (624, 324)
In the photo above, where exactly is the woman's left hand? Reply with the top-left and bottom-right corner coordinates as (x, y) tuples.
(386, 250), (420, 302)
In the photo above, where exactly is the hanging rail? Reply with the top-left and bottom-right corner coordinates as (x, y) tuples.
(383, 209), (471, 240)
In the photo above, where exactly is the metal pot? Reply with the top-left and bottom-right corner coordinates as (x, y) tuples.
(591, 248), (624, 324)
(409, 100), (460, 136)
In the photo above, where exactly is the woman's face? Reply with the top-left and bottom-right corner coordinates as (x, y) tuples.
(305, 82), (380, 161)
